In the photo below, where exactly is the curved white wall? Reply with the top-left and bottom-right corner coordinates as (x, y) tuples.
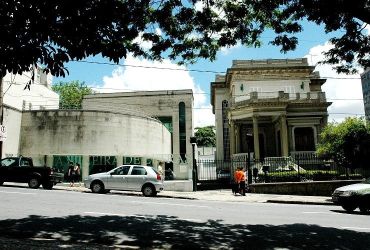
(20, 110), (171, 157)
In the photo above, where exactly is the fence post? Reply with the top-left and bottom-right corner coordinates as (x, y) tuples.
(297, 155), (300, 181)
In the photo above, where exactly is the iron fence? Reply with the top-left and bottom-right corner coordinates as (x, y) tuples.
(197, 154), (370, 184)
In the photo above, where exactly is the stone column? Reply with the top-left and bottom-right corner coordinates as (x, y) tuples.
(82, 156), (89, 179)
(235, 124), (240, 154)
(141, 157), (147, 166)
(117, 155), (123, 166)
(252, 116), (260, 160)
(229, 120), (235, 156)
(280, 115), (289, 157)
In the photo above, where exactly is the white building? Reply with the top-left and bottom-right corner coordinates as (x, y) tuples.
(2, 66), (59, 156)
(211, 58), (331, 161)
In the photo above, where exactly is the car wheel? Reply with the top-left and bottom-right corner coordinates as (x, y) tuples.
(42, 182), (54, 190)
(28, 177), (40, 189)
(341, 203), (357, 212)
(142, 184), (156, 197)
(91, 181), (104, 194)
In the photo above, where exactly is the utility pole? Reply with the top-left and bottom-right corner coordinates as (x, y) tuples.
(0, 76), (3, 159)
(190, 136), (197, 192)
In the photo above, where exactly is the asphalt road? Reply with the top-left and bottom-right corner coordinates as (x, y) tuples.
(0, 184), (369, 249)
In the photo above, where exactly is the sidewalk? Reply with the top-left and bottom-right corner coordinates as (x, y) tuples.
(55, 183), (333, 205)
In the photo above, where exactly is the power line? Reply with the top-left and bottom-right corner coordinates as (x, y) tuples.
(75, 60), (226, 74)
(72, 60), (363, 80)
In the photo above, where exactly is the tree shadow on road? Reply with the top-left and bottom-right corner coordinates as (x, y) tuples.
(0, 214), (369, 249)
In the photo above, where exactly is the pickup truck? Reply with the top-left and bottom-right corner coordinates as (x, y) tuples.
(0, 156), (64, 189)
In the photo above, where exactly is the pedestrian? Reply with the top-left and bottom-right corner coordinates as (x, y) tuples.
(67, 162), (75, 187)
(240, 167), (246, 196)
(74, 163), (81, 187)
(234, 167), (246, 196)
(157, 161), (164, 177)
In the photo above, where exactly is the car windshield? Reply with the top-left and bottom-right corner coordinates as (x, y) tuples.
(1, 158), (17, 167)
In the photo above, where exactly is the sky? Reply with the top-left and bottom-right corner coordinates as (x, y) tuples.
(54, 21), (368, 127)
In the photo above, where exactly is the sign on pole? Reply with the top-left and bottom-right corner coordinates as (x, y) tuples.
(0, 125), (6, 141)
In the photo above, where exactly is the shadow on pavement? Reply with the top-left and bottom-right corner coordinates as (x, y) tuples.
(0, 215), (369, 249)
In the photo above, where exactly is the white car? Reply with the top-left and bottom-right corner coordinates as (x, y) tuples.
(332, 178), (370, 212)
(84, 165), (164, 197)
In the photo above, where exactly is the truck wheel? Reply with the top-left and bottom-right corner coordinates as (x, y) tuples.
(42, 182), (54, 190)
(359, 205), (369, 213)
(28, 177), (40, 189)
(91, 181), (104, 193)
(342, 203), (357, 212)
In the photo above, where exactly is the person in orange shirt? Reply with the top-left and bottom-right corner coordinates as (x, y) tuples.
(234, 167), (246, 196)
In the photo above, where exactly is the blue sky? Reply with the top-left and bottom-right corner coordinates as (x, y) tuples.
(54, 21), (367, 127)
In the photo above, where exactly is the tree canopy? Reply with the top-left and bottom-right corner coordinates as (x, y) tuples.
(52, 81), (94, 109)
(1, 0), (369, 78)
(317, 117), (370, 169)
(195, 126), (216, 147)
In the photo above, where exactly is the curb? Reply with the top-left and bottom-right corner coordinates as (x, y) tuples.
(266, 200), (334, 206)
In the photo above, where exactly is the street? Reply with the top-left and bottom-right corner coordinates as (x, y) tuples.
(0, 184), (369, 249)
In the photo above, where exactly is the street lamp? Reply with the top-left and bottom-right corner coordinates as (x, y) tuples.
(190, 136), (197, 192)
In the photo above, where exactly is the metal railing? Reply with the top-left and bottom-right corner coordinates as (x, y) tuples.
(197, 154), (369, 184)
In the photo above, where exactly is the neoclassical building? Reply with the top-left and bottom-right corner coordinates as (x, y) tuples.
(211, 58), (331, 161)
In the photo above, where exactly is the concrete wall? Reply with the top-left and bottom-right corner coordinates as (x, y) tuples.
(19, 110), (172, 178)
(2, 105), (22, 158)
(214, 88), (229, 160)
(250, 180), (362, 196)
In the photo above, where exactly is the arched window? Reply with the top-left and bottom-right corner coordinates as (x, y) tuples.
(179, 102), (186, 161)
(222, 100), (230, 160)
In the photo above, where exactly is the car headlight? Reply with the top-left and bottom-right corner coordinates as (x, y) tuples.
(341, 191), (355, 196)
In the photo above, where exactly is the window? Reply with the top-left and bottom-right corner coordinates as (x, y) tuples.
(179, 102), (186, 161)
(284, 86), (296, 94)
(131, 166), (147, 175)
(112, 166), (130, 175)
(294, 127), (315, 151)
(1, 158), (16, 167)
(20, 159), (30, 167)
(222, 100), (230, 160)
(250, 87), (262, 93)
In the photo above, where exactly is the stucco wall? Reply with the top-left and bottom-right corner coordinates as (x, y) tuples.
(2, 106), (22, 157)
(214, 88), (229, 160)
(20, 110), (171, 158)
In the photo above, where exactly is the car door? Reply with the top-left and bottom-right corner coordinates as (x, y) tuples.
(1, 158), (19, 182)
(107, 165), (131, 190)
(126, 166), (148, 191)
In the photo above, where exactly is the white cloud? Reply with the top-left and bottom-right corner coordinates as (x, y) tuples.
(305, 42), (365, 123)
(98, 55), (214, 127)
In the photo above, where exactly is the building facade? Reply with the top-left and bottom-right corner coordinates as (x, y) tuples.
(82, 90), (194, 179)
(361, 68), (370, 121)
(2, 66), (59, 157)
(2, 70), (181, 181)
(211, 58), (331, 161)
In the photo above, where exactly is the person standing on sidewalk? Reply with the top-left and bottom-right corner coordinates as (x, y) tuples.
(157, 161), (164, 179)
(234, 167), (246, 196)
(67, 162), (75, 187)
(74, 163), (81, 187)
